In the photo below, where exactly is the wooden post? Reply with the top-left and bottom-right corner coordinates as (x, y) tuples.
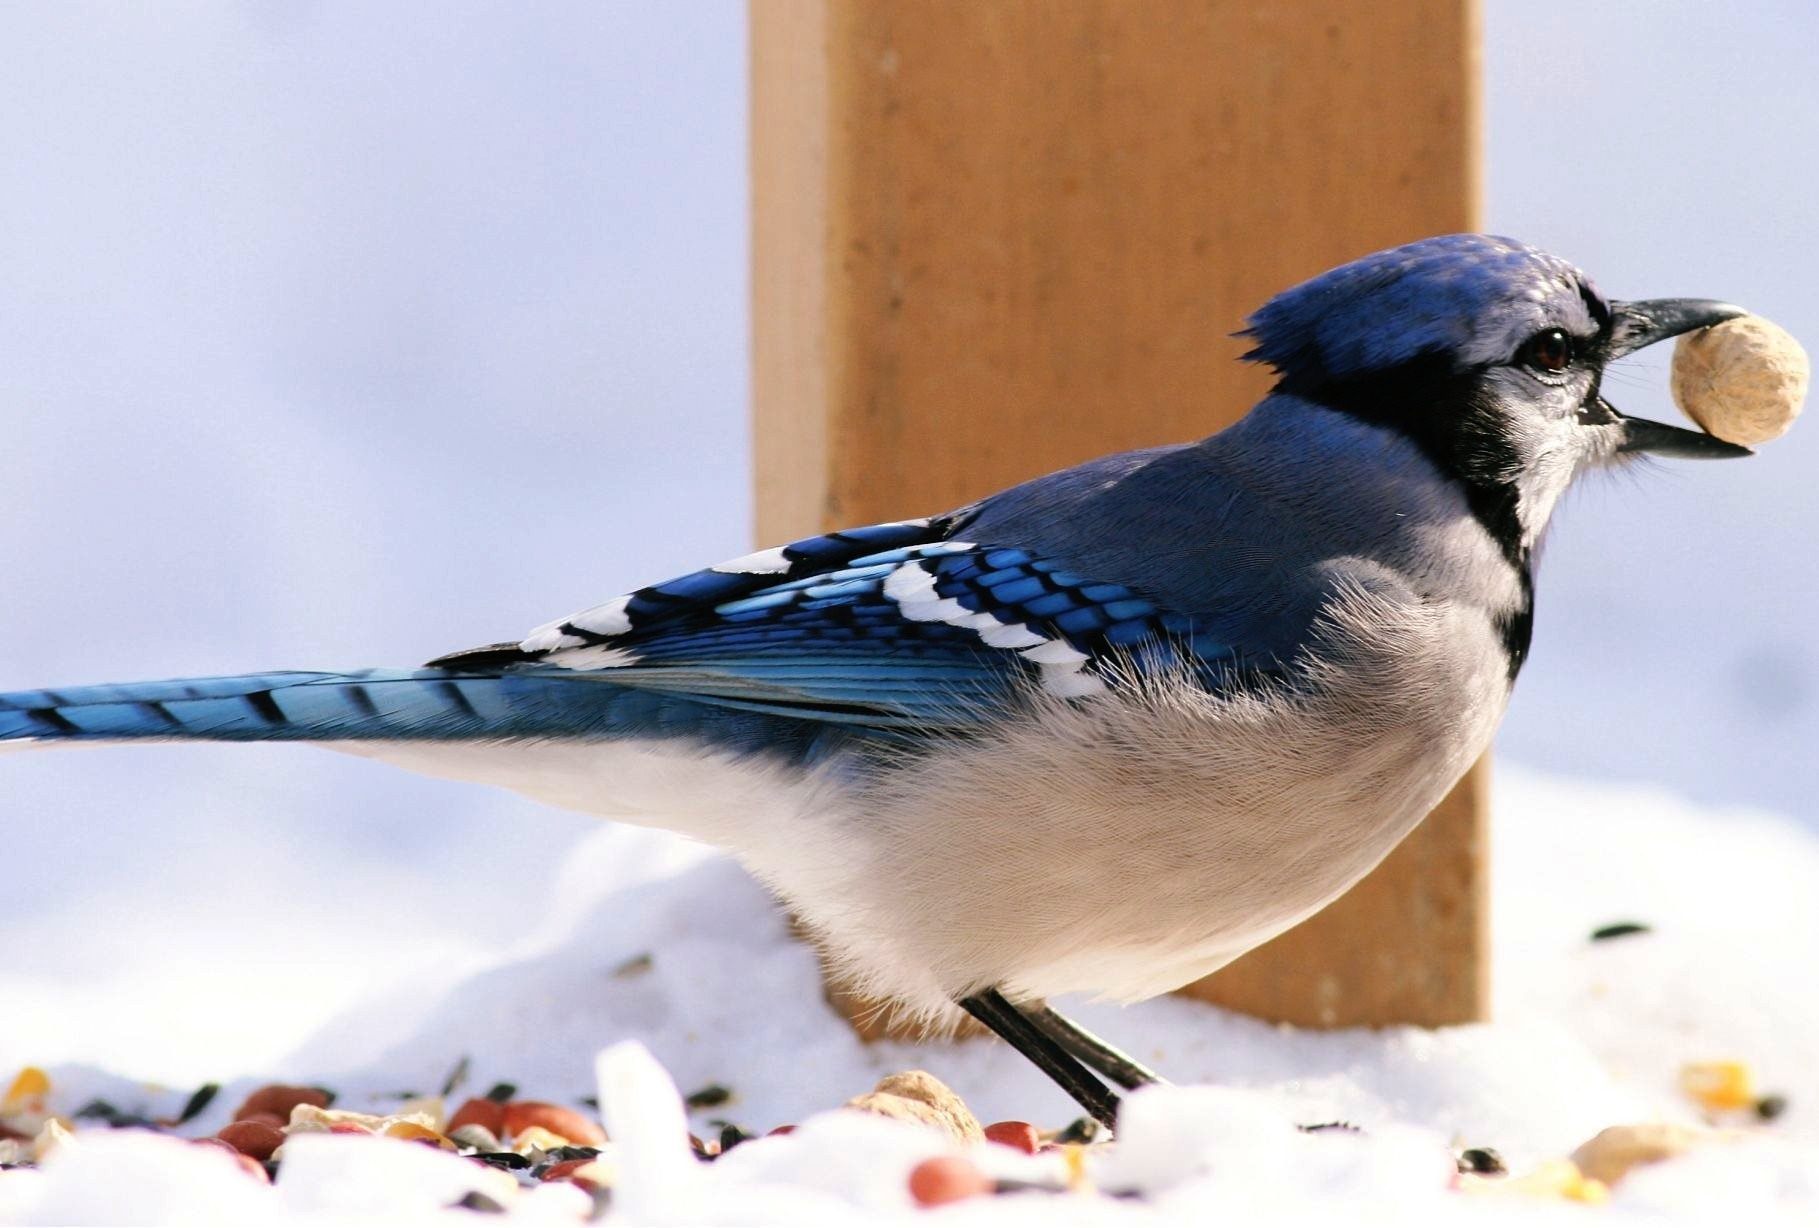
(752, 0), (1487, 1028)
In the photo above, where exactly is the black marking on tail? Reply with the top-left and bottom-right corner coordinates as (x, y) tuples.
(138, 701), (183, 728)
(244, 690), (287, 725)
(436, 680), (481, 722)
(344, 685), (381, 720)
(32, 707), (78, 734)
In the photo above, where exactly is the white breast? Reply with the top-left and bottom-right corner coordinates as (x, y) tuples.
(786, 578), (1510, 1020)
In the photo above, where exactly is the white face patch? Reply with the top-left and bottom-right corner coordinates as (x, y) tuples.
(883, 560), (1109, 698)
(1478, 365), (1604, 548)
(710, 546), (793, 575)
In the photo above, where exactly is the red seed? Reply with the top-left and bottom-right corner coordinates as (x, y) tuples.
(233, 1084), (330, 1123)
(907, 1155), (992, 1207)
(216, 1118), (285, 1161)
(447, 1097), (507, 1137)
(767, 1124), (796, 1137)
(983, 1120), (1040, 1155)
(501, 1101), (606, 1147)
(541, 1157), (601, 1192)
(195, 1137), (271, 1181)
(327, 1121), (371, 1135)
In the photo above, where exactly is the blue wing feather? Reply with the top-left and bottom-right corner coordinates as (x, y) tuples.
(464, 517), (1230, 731)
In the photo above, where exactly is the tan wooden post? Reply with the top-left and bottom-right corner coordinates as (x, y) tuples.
(752, 0), (1487, 1029)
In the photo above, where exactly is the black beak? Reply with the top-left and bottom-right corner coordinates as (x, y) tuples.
(1601, 298), (1755, 459)
(1605, 399), (1754, 459)
(1605, 297), (1748, 360)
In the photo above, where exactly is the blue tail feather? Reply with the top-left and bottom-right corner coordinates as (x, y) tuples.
(0, 668), (859, 764)
(0, 670), (571, 744)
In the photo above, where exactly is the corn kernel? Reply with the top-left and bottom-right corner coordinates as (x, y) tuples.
(1680, 1061), (1757, 1112)
(1, 1067), (49, 1115)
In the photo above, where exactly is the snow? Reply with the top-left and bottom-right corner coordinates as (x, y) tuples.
(2, 764), (1816, 1223)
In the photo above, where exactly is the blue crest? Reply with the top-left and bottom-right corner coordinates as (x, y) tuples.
(1241, 234), (1601, 384)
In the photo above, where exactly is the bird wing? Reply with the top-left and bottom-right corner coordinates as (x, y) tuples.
(430, 515), (1235, 731)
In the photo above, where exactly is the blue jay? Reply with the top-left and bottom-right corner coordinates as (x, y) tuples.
(0, 235), (1749, 1127)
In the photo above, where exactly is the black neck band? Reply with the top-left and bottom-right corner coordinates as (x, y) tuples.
(1283, 358), (1535, 678)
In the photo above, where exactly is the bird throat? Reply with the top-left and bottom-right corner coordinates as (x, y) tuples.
(1285, 358), (1537, 680)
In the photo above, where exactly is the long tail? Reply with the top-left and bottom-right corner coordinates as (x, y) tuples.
(0, 669), (641, 746)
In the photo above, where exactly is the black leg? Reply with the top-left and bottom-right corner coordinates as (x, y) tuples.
(1025, 1001), (1167, 1091)
(957, 988), (1122, 1130)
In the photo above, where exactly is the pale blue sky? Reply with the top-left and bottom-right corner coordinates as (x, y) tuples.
(2, 4), (1814, 960)
(1485, 0), (1819, 807)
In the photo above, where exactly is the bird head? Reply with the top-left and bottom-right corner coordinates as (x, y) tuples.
(1241, 234), (1748, 553)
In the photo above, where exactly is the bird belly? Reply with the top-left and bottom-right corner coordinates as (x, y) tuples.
(812, 590), (1511, 1014)
(334, 592), (1508, 1020)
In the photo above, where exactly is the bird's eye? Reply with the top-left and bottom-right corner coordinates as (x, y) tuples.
(1520, 328), (1575, 374)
